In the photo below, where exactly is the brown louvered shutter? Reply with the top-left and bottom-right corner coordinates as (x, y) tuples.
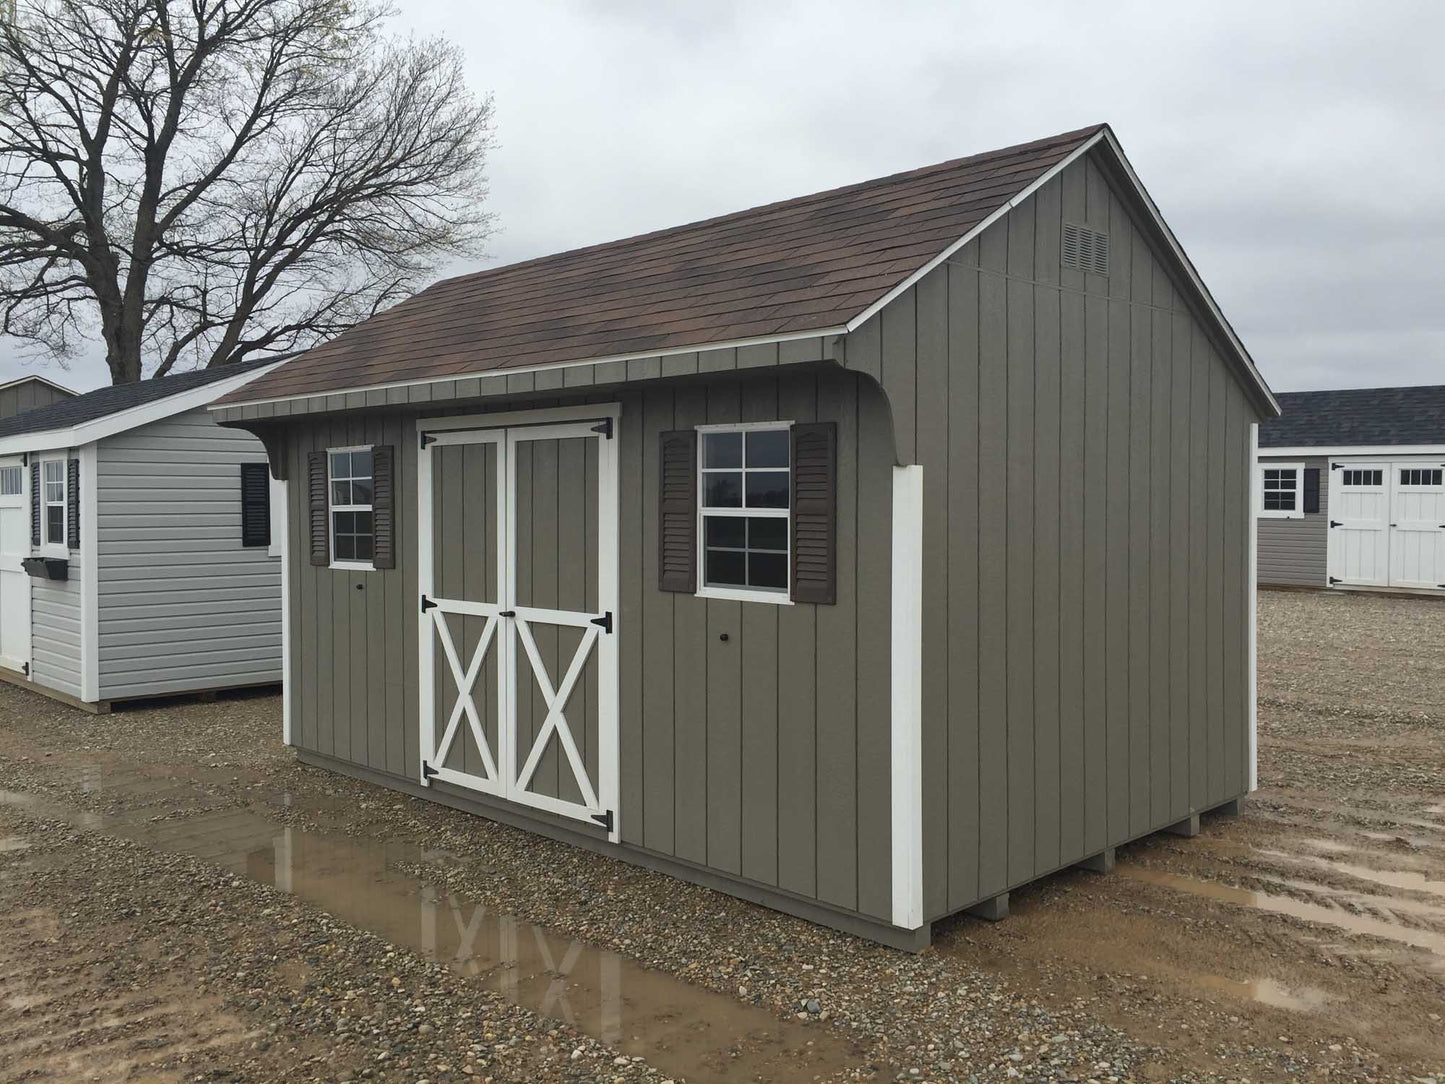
(308, 450), (329, 566)
(66, 457), (80, 550)
(371, 444), (396, 570)
(658, 430), (696, 592)
(790, 422), (836, 605)
(29, 461), (40, 547)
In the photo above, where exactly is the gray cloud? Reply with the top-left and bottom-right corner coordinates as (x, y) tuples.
(5, 0), (1443, 393)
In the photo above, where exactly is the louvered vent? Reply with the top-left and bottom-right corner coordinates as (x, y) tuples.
(1062, 222), (1109, 276)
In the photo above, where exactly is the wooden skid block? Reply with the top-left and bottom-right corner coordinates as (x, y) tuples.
(1076, 847), (1115, 873)
(966, 891), (1009, 922)
(1163, 812), (1201, 838)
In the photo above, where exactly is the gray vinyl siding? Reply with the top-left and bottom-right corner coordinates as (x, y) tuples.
(1256, 455), (1329, 587)
(277, 366), (897, 923)
(0, 379), (71, 419)
(95, 408), (281, 698)
(31, 557), (83, 697)
(840, 150), (1264, 924)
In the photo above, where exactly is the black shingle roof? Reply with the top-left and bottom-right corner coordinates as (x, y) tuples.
(1260, 385), (1445, 448)
(0, 358), (276, 440)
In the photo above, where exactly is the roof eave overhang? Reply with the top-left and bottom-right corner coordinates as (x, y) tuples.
(0, 360), (287, 456)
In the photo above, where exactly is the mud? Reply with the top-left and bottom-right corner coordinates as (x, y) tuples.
(0, 780), (858, 1084)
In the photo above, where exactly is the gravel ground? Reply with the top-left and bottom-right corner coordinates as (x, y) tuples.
(1, 587), (1443, 1083)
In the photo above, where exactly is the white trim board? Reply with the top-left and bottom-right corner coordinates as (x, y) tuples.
(890, 464), (924, 930)
(0, 361), (286, 456)
(1247, 423), (1259, 792)
(0, 374), (75, 397)
(79, 442), (99, 703)
(1261, 445), (1445, 458)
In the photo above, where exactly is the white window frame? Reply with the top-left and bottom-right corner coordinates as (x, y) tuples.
(1258, 461), (1304, 519)
(327, 445), (375, 571)
(695, 420), (794, 606)
(39, 455), (69, 556)
(0, 464), (22, 497)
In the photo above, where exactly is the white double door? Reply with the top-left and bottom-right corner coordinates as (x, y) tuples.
(0, 457), (30, 674)
(419, 417), (619, 840)
(1329, 461), (1445, 590)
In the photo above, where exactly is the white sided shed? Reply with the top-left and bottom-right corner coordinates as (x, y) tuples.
(0, 360), (285, 710)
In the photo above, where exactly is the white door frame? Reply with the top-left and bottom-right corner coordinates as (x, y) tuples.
(0, 454), (31, 675)
(1385, 459), (1445, 590)
(1326, 460), (1390, 587)
(1327, 456), (1445, 591)
(417, 405), (621, 842)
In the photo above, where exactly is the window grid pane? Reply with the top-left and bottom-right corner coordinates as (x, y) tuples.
(330, 448), (375, 563)
(1342, 469), (1383, 487)
(0, 467), (19, 496)
(1399, 468), (1443, 486)
(698, 427), (791, 594)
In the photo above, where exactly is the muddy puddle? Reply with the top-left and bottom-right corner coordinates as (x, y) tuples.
(1194, 974), (1335, 1013)
(1119, 865), (1445, 971)
(1261, 847), (1445, 897)
(0, 784), (863, 1083)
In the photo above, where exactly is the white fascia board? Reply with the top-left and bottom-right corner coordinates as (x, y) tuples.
(0, 373), (75, 396)
(1259, 444), (1445, 458)
(845, 131), (1107, 333)
(210, 327), (849, 412)
(0, 361), (286, 456)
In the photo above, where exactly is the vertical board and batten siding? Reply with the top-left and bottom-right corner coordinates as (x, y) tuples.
(94, 408), (282, 698)
(278, 366), (897, 924)
(1256, 455), (1329, 586)
(31, 559), (83, 697)
(0, 380), (71, 419)
(841, 151), (1261, 924)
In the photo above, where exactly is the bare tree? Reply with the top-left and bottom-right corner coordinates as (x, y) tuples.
(0, 0), (494, 382)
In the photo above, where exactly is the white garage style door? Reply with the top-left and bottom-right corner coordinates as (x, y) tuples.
(1329, 462), (1445, 590)
(0, 457), (30, 674)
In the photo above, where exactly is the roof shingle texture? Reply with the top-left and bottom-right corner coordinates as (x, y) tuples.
(223, 124), (1105, 405)
(1260, 385), (1445, 448)
(0, 357), (277, 440)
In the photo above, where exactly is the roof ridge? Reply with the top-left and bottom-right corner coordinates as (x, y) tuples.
(427, 123), (1107, 295)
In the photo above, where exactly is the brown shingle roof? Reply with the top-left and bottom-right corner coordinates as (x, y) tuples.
(223, 124), (1106, 404)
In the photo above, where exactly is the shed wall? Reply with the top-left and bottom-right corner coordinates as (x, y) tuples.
(94, 408), (282, 698)
(31, 557), (83, 697)
(1256, 455), (1329, 587)
(842, 152), (1261, 923)
(0, 380), (71, 420)
(276, 366), (898, 924)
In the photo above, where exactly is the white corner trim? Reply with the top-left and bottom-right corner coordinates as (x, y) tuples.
(79, 442), (99, 704)
(278, 478), (292, 746)
(890, 464), (924, 929)
(1248, 423), (1259, 792)
(0, 361), (287, 457)
(848, 132), (1107, 334)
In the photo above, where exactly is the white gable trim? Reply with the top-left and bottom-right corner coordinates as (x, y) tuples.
(0, 361), (285, 455)
(0, 373), (75, 397)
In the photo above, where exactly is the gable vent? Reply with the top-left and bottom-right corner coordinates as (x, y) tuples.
(1062, 222), (1109, 276)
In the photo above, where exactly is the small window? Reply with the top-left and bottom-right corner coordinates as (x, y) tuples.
(1258, 463), (1303, 519)
(42, 459), (65, 546)
(329, 448), (374, 566)
(1341, 468), (1383, 487)
(698, 425), (790, 598)
(1399, 468), (1443, 487)
(0, 466), (21, 496)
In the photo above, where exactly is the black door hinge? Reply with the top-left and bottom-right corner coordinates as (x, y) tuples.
(422, 761), (438, 780)
(1331, 462), (1342, 470)
(1329, 576), (1342, 585)
(590, 611), (612, 634)
(590, 418), (613, 440)
(590, 809), (614, 832)
(21, 662), (28, 677)
(1329, 520), (1342, 528)
(421, 594), (437, 612)
(420, 432), (436, 449)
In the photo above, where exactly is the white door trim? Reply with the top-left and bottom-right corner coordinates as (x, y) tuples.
(0, 453), (31, 676)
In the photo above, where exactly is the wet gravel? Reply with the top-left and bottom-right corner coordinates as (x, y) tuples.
(2, 587), (1443, 1082)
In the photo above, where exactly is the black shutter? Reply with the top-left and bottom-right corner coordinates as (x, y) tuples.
(308, 450), (329, 566)
(240, 462), (271, 548)
(1302, 467), (1320, 514)
(66, 457), (79, 550)
(371, 444), (396, 570)
(790, 422), (837, 605)
(29, 460), (39, 547)
(658, 430), (696, 592)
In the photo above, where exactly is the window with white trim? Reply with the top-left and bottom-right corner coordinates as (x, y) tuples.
(698, 425), (790, 598)
(1259, 463), (1303, 518)
(329, 448), (374, 566)
(1399, 468), (1443, 487)
(1341, 468), (1383, 488)
(0, 466), (21, 496)
(42, 458), (66, 545)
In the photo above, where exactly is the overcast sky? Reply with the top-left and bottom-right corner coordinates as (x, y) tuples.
(5, 0), (1443, 393)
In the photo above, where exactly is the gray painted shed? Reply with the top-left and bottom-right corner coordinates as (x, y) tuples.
(215, 126), (1278, 947)
(0, 374), (75, 419)
(0, 362), (284, 709)
(1257, 387), (1445, 593)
